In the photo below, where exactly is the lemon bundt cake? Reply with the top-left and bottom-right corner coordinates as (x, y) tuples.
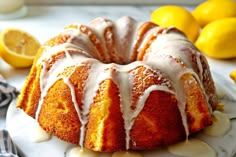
(16, 16), (218, 152)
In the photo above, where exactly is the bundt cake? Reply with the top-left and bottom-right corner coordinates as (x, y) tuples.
(16, 16), (218, 152)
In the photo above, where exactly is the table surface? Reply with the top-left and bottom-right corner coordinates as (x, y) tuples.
(0, 4), (236, 128)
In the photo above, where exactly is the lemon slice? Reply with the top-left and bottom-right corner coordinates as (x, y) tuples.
(0, 28), (41, 68)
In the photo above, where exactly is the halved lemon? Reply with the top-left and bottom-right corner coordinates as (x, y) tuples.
(0, 28), (41, 68)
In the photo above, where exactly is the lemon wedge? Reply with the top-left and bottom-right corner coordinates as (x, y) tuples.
(0, 28), (41, 68)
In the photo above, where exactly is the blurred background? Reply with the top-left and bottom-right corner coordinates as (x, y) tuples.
(25, 0), (205, 5)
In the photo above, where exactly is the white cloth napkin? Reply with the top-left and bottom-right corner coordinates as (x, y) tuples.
(0, 75), (19, 108)
(0, 74), (19, 156)
(0, 130), (18, 157)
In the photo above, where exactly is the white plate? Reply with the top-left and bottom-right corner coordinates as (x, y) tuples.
(6, 72), (236, 157)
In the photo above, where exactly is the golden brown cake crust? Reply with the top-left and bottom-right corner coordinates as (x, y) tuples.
(16, 16), (217, 152)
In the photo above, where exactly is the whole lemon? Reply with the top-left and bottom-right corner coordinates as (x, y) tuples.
(230, 70), (236, 83)
(151, 5), (200, 42)
(195, 17), (236, 59)
(192, 0), (236, 27)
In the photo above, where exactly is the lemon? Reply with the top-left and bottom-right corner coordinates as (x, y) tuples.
(0, 28), (41, 68)
(230, 70), (236, 83)
(192, 0), (236, 27)
(195, 17), (236, 59)
(151, 5), (200, 42)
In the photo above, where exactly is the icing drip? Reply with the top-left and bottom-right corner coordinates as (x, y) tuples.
(147, 32), (212, 112)
(79, 61), (114, 146)
(66, 147), (100, 157)
(203, 111), (231, 136)
(114, 69), (132, 150)
(115, 16), (138, 63)
(112, 151), (143, 157)
(167, 138), (216, 157)
(111, 62), (174, 149)
(36, 44), (87, 120)
(144, 54), (193, 138)
(30, 123), (51, 143)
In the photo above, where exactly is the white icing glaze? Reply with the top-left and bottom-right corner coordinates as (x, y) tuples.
(144, 54), (193, 138)
(30, 123), (51, 143)
(79, 61), (114, 146)
(203, 111), (231, 136)
(66, 147), (100, 157)
(115, 16), (138, 63)
(114, 67), (132, 149)
(167, 138), (216, 157)
(112, 151), (143, 157)
(146, 32), (212, 113)
(36, 44), (87, 120)
(34, 16), (214, 150)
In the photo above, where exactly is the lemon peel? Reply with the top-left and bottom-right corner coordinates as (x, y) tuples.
(0, 28), (41, 68)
